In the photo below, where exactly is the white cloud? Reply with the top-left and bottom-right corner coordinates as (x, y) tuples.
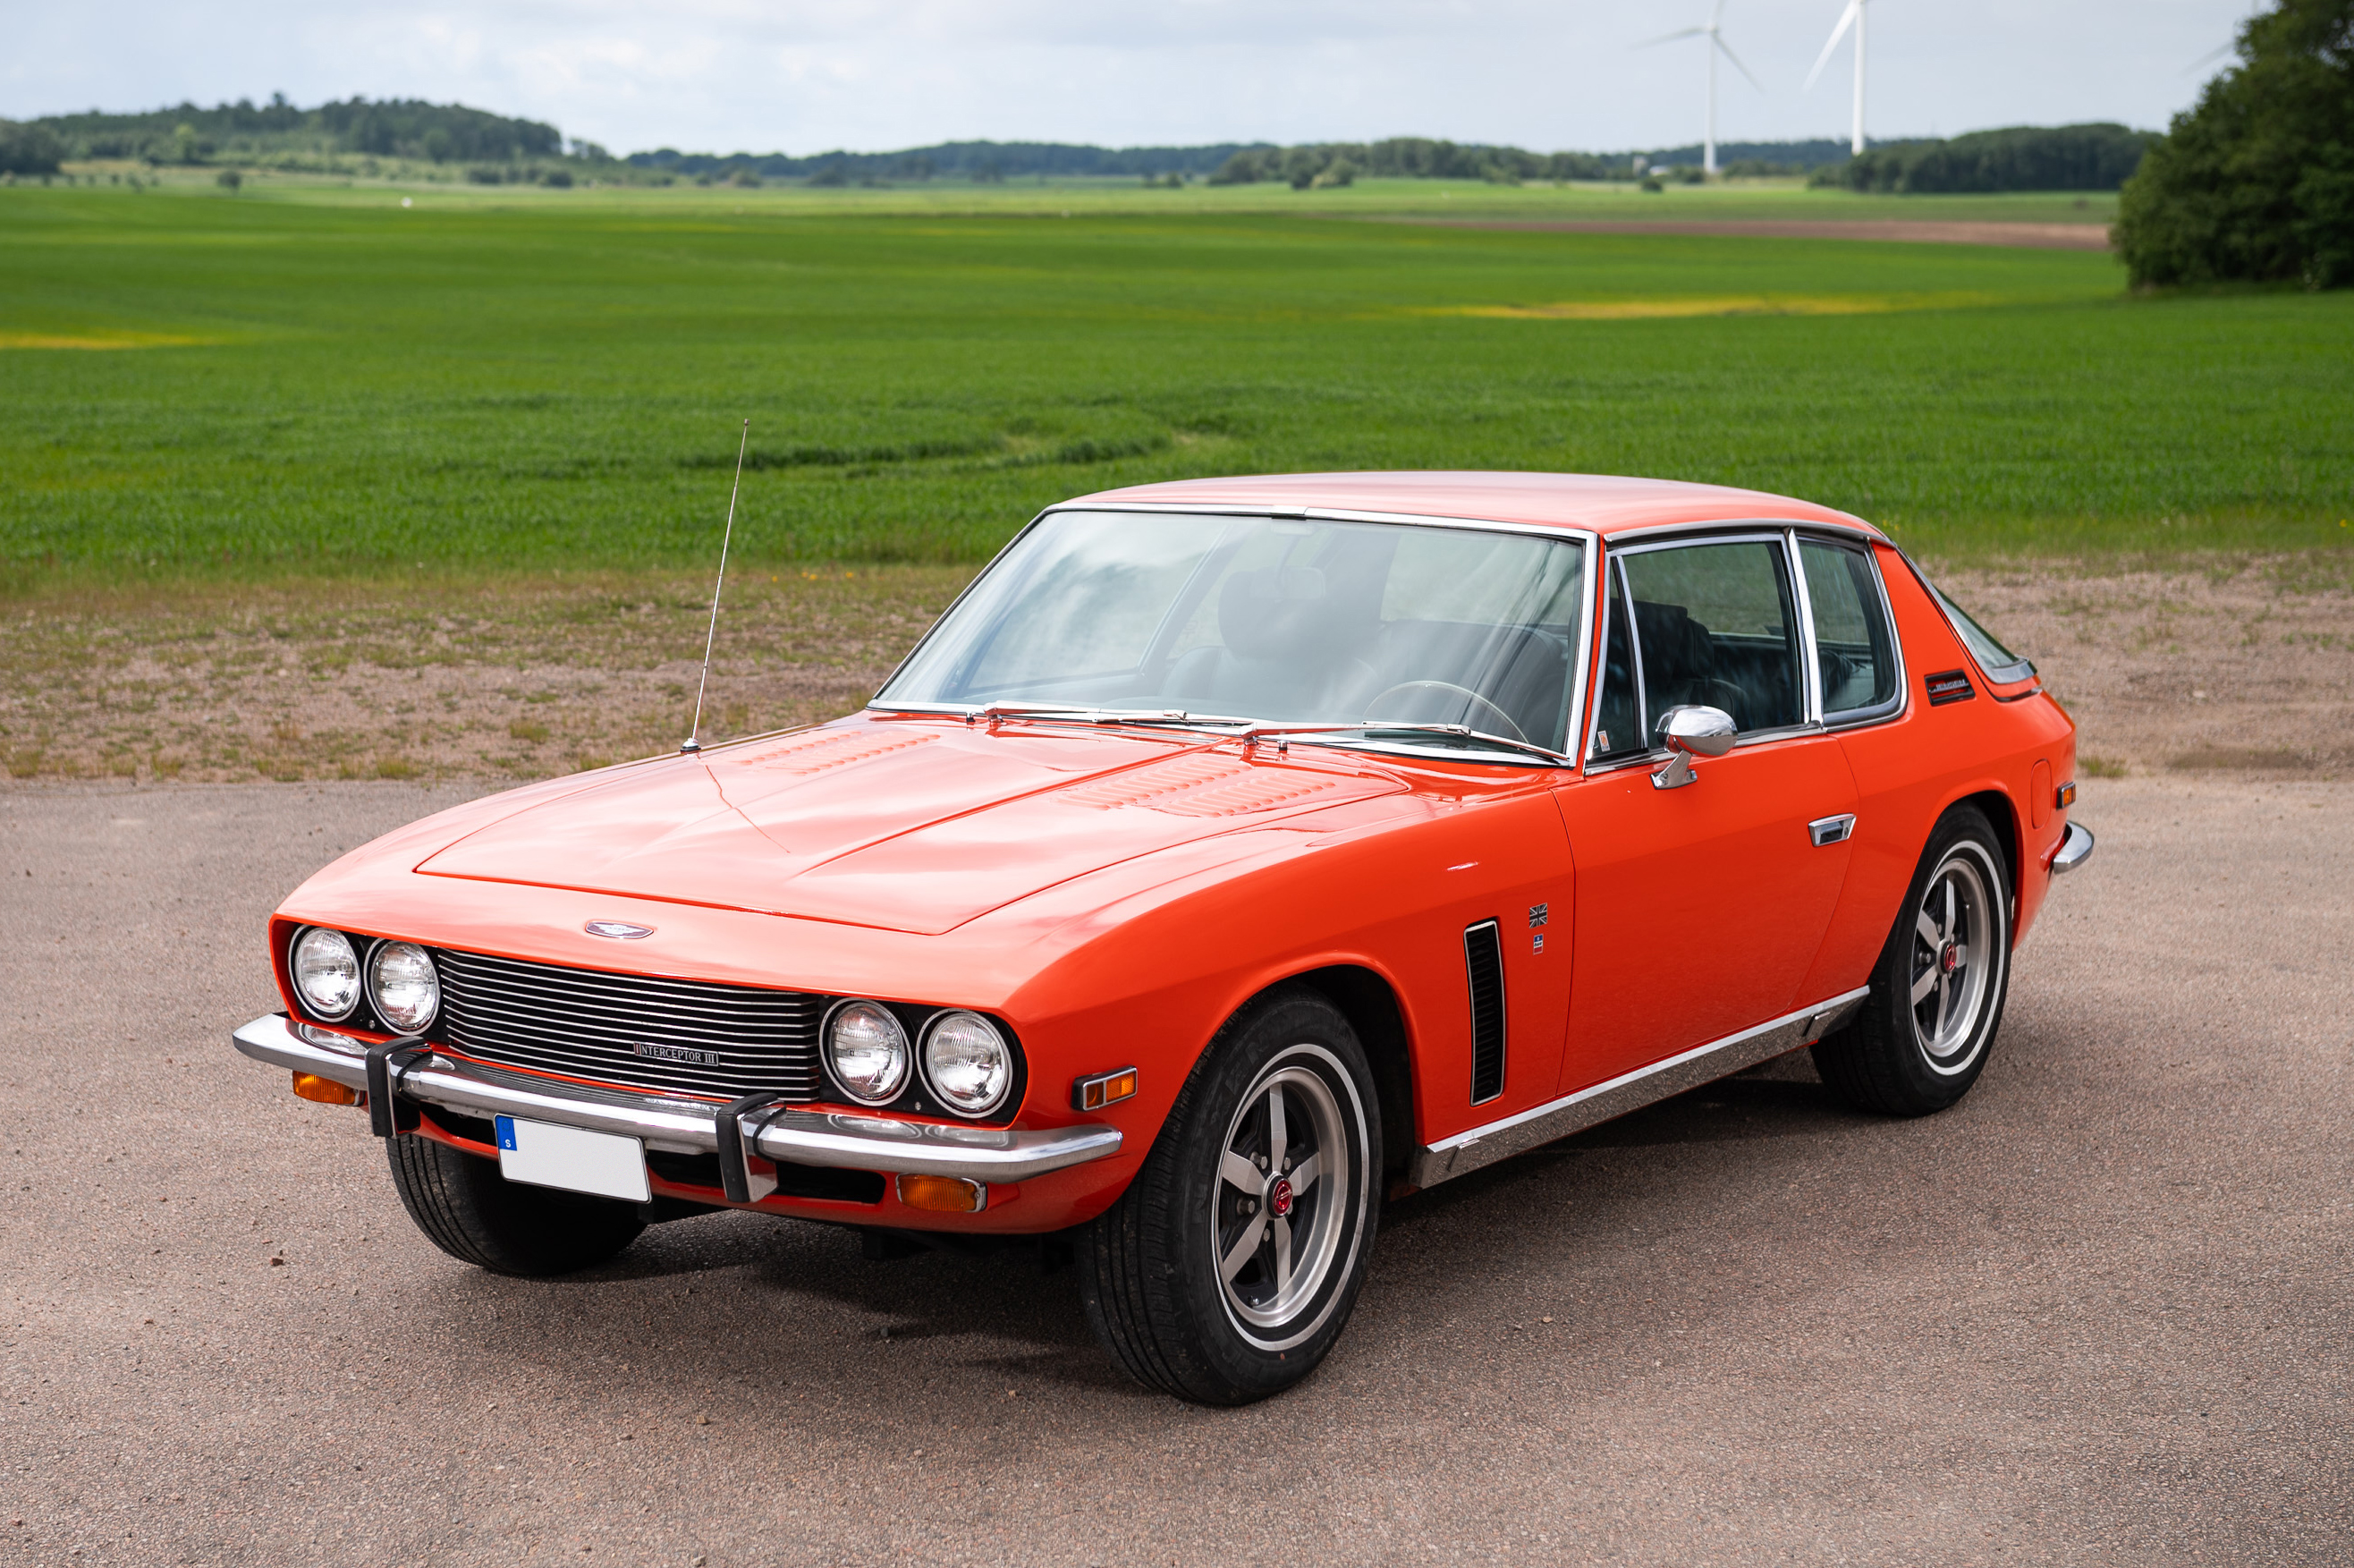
(3, 0), (2258, 155)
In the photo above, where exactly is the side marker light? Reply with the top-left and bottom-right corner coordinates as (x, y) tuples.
(896, 1174), (986, 1214)
(2056, 781), (2077, 809)
(292, 1072), (363, 1107)
(1071, 1067), (1138, 1113)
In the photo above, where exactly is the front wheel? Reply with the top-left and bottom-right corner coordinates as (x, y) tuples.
(386, 1132), (645, 1276)
(1080, 987), (1381, 1404)
(1815, 804), (2013, 1116)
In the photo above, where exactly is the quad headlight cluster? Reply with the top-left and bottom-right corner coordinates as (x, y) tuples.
(824, 1000), (1015, 1119)
(287, 927), (441, 1038)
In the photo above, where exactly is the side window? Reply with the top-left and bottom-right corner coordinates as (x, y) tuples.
(1799, 540), (1898, 717)
(1618, 540), (1803, 736)
(1590, 562), (1641, 759)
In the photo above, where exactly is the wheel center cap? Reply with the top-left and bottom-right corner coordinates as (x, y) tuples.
(1268, 1177), (1294, 1218)
(1939, 941), (1963, 976)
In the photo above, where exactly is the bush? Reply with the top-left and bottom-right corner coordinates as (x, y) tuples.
(0, 120), (64, 174)
(2115, 0), (2354, 288)
(216, 169), (242, 190)
(540, 167), (572, 188)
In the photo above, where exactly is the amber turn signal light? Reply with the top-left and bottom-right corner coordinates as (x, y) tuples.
(895, 1174), (986, 1214)
(2056, 781), (2078, 809)
(292, 1071), (363, 1107)
(1071, 1067), (1138, 1112)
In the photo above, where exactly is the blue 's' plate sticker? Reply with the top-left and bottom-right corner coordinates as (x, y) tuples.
(495, 1115), (517, 1150)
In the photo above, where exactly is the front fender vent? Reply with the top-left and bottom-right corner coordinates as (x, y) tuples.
(1464, 919), (1506, 1105)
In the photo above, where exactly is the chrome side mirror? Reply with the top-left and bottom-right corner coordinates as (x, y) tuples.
(1650, 705), (1737, 791)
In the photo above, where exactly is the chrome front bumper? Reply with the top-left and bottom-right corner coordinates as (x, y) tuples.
(232, 1013), (1122, 1185)
(2051, 820), (2096, 877)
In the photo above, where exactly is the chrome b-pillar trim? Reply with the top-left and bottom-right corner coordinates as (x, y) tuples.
(1407, 987), (1870, 1189)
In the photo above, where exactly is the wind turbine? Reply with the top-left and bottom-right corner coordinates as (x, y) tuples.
(1804, 0), (1871, 157)
(1638, 1), (1763, 177)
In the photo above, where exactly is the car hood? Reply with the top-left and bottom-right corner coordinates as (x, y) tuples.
(413, 718), (1410, 935)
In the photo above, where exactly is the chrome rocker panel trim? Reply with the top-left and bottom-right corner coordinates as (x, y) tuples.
(232, 1013), (1122, 1183)
(1408, 987), (1870, 1188)
(2051, 820), (2095, 877)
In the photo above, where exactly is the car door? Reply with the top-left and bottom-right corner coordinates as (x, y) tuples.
(1552, 531), (1859, 1096)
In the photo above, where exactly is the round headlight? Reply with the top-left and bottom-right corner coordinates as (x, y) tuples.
(291, 928), (360, 1021)
(922, 1011), (1012, 1118)
(826, 1001), (910, 1106)
(368, 941), (441, 1035)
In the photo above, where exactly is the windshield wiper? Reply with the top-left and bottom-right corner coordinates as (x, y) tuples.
(868, 704), (1571, 765)
(868, 701), (1251, 729)
(1232, 720), (1575, 767)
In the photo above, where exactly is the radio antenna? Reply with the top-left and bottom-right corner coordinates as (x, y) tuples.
(682, 418), (750, 755)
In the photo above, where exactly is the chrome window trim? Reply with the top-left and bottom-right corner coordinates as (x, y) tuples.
(1583, 555), (1648, 766)
(1608, 513), (1885, 545)
(875, 504), (1599, 767)
(1585, 529), (1816, 761)
(1051, 499), (1594, 543)
(1889, 544), (2037, 687)
(1605, 527), (1798, 558)
(1788, 529), (1825, 727)
(1791, 531), (1910, 732)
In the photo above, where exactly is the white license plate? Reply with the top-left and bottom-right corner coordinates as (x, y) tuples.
(494, 1115), (650, 1204)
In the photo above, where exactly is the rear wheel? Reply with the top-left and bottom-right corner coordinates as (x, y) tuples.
(386, 1133), (644, 1276)
(1815, 804), (2012, 1116)
(1081, 987), (1381, 1405)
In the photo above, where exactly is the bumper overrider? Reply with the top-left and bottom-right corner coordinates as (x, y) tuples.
(232, 1013), (1122, 1195)
(2050, 820), (2096, 877)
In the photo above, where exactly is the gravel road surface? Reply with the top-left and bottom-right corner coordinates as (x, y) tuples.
(3, 776), (2347, 1566)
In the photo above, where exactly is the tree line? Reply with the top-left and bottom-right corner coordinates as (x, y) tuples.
(1811, 123), (2152, 194)
(2116, 0), (2351, 288)
(0, 95), (578, 174)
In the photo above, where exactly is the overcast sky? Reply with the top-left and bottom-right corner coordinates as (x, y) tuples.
(7, 1), (2256, 156)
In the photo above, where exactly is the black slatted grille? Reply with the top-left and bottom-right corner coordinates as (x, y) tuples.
(430, 947), (823, 1102)
(1464, 920), (1507, 1105)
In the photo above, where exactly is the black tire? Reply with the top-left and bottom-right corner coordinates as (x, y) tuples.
(1080, 986), (1382, 1405)
(1815, 803), (2013, 1116)
(385, 1133), (645, 1276)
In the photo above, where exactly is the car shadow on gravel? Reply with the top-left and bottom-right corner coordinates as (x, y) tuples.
(395, 1061), (1884, 1405)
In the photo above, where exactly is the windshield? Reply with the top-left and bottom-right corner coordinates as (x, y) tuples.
(880, 510), (1590, 752)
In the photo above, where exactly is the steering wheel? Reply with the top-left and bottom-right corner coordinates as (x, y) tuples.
(1363, 682), (1528, 742)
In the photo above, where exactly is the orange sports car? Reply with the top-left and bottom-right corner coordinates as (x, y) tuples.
(233, 471), (2092, 1404)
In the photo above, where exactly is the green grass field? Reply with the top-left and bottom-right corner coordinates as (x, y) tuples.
(3, 179), (2350, 591)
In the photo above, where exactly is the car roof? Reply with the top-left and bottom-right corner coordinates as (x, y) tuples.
(1064, 470), (1883, 541)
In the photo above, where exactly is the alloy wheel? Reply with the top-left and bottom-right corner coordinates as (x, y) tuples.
(1212, 1053), (1355, 1345)
(1909, 852), (1997, 1074)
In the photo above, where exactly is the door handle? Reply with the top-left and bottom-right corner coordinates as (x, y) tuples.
(1808, 813), (1857, 847)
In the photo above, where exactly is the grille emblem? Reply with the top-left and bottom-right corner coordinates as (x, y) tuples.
(635, 1041), (723, 1066)
(584, 920), (655, 940)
